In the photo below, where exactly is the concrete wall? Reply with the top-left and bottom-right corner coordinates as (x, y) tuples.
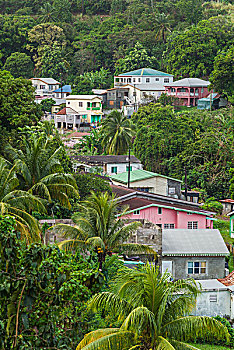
(193, 290), (231, 318)
(162, 256), (226, 280)
(167, 179), (181, 198)
(106, 162), (142, 175)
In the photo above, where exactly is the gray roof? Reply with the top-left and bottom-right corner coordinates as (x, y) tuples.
(196, 279), (229, 291)
(117, 68), (173, 77)
(72, 155), (141, 164)
(162, 229), (229, 256)
(33, 78), (60, 85)
(164, 78), (210, 88)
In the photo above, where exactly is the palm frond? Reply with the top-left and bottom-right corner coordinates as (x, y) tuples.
(57, 239), (86, 251)
(121, 306), (157, 339)
(163, 316), (230, 343)
(50, 224), (88, 240)
(170, 340), (201, 350)
(86, 236), (105, 250)
(88, 292), (132, 319)
(76, 329), (135, 350)
(156, 336), (176, 350)
(118, 243), (157, 257)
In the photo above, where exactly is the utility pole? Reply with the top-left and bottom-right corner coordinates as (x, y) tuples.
(127, 148), (131, 188)
(184, 167), (188, 201)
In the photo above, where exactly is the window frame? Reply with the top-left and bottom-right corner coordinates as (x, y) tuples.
(164, 78), (169, 83)
(111, 166), (117, 174)
(158, 207), (162, 215)
(133, 209), (140, 215)
(188, 221), (198, 229)
(187, 261), (207, 274)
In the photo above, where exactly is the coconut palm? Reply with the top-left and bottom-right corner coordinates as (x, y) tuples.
(155, 13), (171, 43)
(77, 264), (229, 349)
(5, 135), (79, 209)
(40, 2), (56, 22)
(52, 192), (156, 269)
(0, 158), (45, 242)
(101, 111), (135, 155)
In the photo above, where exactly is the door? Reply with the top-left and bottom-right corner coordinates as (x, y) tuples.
(162, 261), (173, 275)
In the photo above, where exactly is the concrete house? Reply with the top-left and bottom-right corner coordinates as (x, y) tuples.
(113, 185), (215, 230)
(52, 85), (72, 99)
(71, 155), (142, 174)
(111, 169), (182, 198)
(66, 95), (103, 125)
(54, 107), (82, 130)
(164, 78), (210, 106)
(31, 78), (60, 97)
(193, 279), (234, 319)
(219, 199), (234, 215)
(162, 229), (229, 280)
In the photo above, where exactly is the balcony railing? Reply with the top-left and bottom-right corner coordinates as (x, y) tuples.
(87, 107), (101, 110)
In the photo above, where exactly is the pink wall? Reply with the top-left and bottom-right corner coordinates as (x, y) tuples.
(124, 206), (212, 229)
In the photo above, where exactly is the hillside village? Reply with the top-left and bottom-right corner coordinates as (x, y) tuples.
(0, 0), (234, 348)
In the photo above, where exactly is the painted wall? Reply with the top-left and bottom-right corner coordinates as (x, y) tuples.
(162, 256), (226, 280)
(193, 290), (231, 318)
(123, 205), (210, 229)
(106, 162), (142, 175)
(66, 97), (102, 123)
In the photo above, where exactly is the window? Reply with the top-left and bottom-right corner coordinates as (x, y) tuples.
(168, 187), (175, 194)
(188, 221), (198, 229)
(126, 166), (132, 172)
(79, 102), (83, 107)
(111, 166), (117, 174)
(187, 212), (192, 215)
(40, 85), (45, 89)
(146, 78), (150, 83)
(87, 102), (91, 107)
(133, 210), (140, 215)
(109, 101), (114, 106)
(56, 93), (59, 98)
(155, 78), (159, 81)
(133, 78), (136, 82)
(201, 87), (204, 93)
(164, 224), (175, 229)
(164, 78), (169, 83)
(67, 102), (70, 105)
(115, 78), (119, 82)
(138, 78), (141, 82)
(158, 207), (162, 214)
(209, 295), (217, 302)
(188, 261), (206, 274)
(49, 85), (53, 90)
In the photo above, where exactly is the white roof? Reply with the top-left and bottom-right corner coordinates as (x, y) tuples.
(130, 84), (165, 91)
(66, 95), (102, 100)
(92, 89), (107, 94)
(32, 78), (60, 85)
(164, 78), (210, 87)
(227, 211), (234, 216)
(162, 229), (229, 256)
(196, 279), (229, 291)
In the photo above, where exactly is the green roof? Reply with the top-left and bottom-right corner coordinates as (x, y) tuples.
(118, 68), (173, 77)
(110, 169), (182, 184)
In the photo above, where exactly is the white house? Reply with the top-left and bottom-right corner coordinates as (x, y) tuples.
(71, 155), (143, 175)
(31, 78), (60, 97)
(114, 68), (173, 103)
(66, 95), (103, 125)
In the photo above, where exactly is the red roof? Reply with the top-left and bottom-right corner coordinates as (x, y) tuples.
(56, 107), (66, 115)
(219, 199), (234, 203)
(218, 271), (234, 286)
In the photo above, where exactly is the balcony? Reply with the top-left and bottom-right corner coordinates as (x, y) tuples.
(87, 107), (101, 111)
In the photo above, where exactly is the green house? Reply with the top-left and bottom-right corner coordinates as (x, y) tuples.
(228, 211), (234, 238)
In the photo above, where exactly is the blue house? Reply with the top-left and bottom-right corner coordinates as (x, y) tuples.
(53, 85), (72, 99)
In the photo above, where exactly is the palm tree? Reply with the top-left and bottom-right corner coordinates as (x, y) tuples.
(0, 158), (45, 242)
(52, 192), (156, 270)
(40, 2), (56, 22)
(5, 135), (79, 210)
(155, 13), (171, 43)
(77, 264), (229, 349)
(101, 111), (135, 155)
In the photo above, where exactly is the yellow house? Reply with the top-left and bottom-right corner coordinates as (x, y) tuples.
(66, 95), (103, 124)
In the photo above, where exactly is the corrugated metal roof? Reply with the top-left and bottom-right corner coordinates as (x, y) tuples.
(162, 229), (229, 256)
(53, 85), (72, 93)
(111, 169), (182, 184)
(196, 279), (228, 291)
(32, 78), (60, 84)
(72, 155), (141, 164)
(164, 78), (210, 87)
(117, 68), (173, 77)
(218, 271), (234, 286)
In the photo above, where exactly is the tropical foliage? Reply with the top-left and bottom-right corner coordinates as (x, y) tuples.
(52, 192), (156, 269)
(0, 158), (45, 241)
(102, 111), (136, 155)
(5, 134), (79, 209)
(77, 264), (229, 350)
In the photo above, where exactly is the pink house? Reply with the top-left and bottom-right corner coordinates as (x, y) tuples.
(112, 185), (214, 230)
(164, 78), (210, 107)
